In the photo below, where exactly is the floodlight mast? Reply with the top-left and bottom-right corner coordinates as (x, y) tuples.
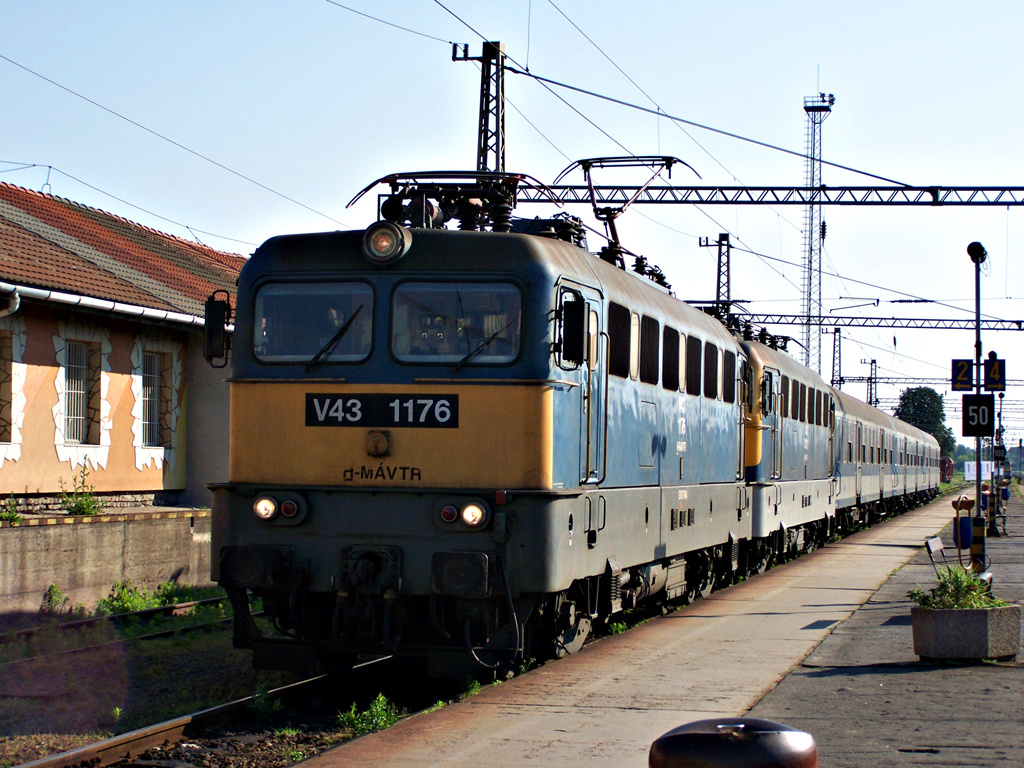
(968, 240), (987, 555)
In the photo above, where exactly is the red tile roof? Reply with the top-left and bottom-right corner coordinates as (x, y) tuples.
(0, 182), (245, 318)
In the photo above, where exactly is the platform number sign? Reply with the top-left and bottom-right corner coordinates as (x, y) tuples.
(962, 393), (995, 438)
(983, 357), (1006, 391)
(951, 359), (973, 391)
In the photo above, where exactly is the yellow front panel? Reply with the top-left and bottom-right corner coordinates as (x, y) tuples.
(229, 383), (554, 489)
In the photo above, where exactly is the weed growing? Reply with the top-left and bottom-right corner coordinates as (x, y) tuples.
(58, 465), (104, 516)
(0, 495), (22, 525)
(336, 693), (404, 736)
(246, 682), (285, 719)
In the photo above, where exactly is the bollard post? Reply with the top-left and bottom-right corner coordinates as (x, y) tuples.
(971, 513), (987, 573)
(650, 718), (817, 768)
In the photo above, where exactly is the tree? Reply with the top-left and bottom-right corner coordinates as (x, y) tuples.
(893, 387), (956, 457)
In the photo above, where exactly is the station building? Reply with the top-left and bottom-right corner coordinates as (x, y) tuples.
(0, 181), (243, 512)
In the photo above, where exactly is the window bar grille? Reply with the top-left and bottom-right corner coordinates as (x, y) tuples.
(65, 341), (88, 444)
(142, 352), (162, 447)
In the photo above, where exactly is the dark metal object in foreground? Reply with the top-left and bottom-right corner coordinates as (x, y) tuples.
(650, 718), (817, 768)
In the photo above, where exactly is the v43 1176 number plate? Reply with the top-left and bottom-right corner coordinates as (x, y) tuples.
(305, 393), (459, 428)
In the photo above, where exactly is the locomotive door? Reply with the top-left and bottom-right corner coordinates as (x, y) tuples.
(765, 368), (782, 479)
(581, 291), (605, 484)
(556, 283), (605, 487)
(855, 421), (863, 500)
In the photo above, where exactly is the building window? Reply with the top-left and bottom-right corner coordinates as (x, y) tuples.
(142, 351), (167, 447)
(65, 340), (100, 445)
(0, 331), (11, 442)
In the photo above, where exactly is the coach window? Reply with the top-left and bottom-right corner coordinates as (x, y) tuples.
(685, 336), (702, 395)
(255, 282), (373, 363)
(799, 383), (807, 423)
(640, 315), (660, 385)
(815, 390), (822, 426)
(704, 342), (719, 400)
(722, 350), (736, 403)
(588, 310), (599, 371)
(607, 302), (631, 378)
(791, 379), (800, 421)
(780, 375), (790, 418)
(629, 312), (640, 380)
(662, 327), (680, 391)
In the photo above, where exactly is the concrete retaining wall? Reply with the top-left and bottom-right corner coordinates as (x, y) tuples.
(0, 509), (213, 621)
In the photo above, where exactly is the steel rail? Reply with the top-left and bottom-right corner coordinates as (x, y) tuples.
(14, 676), (329, 768)
(0, 597), (228, 646)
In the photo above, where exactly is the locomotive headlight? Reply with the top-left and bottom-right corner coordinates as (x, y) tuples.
(440, 504), (459, 523)
(460, 503), (486, 527)
(253, 496), (278, 521)
(362, 221), (412, 266)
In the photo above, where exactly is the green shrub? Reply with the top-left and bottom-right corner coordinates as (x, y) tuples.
(0, 496), (22, 525)
(337, 693), (404, 736)
(40, 583), (71, 616)
(95, 580), (160, 615)
(908, 565), (1009, 610)
(59, 465), (104, 516)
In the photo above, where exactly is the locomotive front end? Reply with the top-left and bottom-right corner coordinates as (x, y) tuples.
(209, 221), (582, 678)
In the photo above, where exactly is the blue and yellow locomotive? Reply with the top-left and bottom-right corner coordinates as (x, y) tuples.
(205, 172), (939, 678)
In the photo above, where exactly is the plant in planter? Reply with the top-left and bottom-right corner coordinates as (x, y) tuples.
(908, 566), (1020, 661)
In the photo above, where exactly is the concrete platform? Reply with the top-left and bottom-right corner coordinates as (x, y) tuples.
(749, 492), (1024, 767)
(302, 490), (1018, 768)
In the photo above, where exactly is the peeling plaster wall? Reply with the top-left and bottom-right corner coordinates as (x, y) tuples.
(0, 304), (194, 496)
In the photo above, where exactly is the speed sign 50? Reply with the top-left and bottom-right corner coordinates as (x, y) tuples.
(962, 393), (995, 438)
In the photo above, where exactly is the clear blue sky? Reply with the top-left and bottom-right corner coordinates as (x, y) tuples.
(2, 1), (1022, 444)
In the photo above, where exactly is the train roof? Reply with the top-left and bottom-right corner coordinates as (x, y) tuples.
(831, 387), (939, 448)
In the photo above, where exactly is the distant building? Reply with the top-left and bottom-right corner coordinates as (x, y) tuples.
(0, 182), (244, 510)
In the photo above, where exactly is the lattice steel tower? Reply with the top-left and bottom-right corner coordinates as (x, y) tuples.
(802, 93), (834, 372)
(476, 42), (506, 173)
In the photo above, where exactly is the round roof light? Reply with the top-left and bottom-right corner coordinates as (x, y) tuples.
(363, 221), (412, 266)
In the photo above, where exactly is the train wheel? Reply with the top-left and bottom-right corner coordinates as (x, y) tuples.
(685, 551), (714, 601)
(552, 593), (591, 658)
(746, 538), (772, 576)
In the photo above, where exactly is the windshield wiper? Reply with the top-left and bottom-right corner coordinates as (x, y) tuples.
(305, 304), (363, 372)
(451, 318), (516, 373)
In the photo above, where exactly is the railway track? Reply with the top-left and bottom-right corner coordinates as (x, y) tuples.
(14, 676), (329, 768)
(0, 596), (228, 647)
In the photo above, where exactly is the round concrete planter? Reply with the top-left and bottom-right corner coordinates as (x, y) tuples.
(911, 604), (1021, 661)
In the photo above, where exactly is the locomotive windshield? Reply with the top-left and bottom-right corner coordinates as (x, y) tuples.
(391, 282), (521, 364)
(253, 282), (373, 363)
